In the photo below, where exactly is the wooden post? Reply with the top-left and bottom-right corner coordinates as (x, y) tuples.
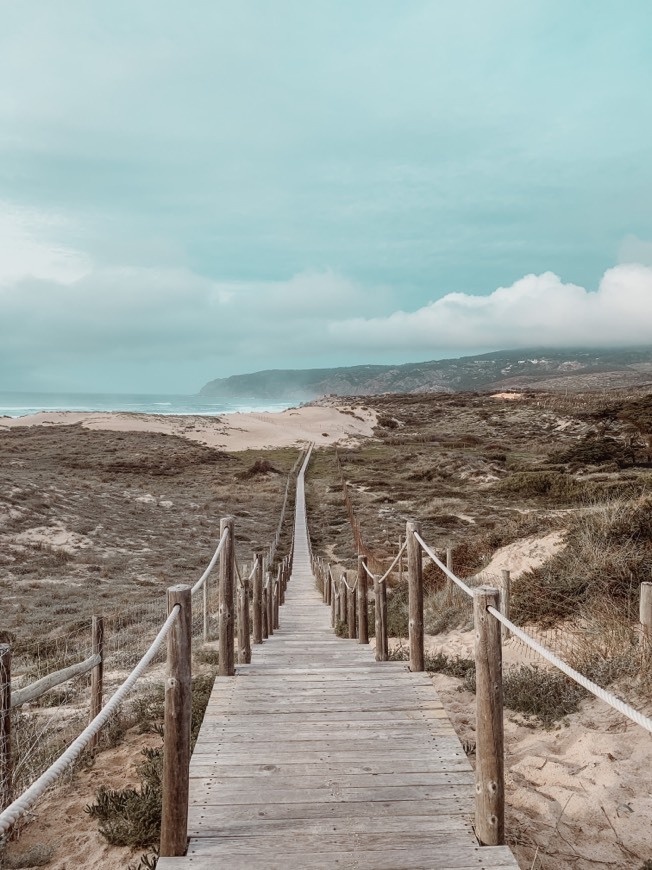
(252, 552), (263, 644)
(262, 584), (269, 639)
(266, 571), (274, 636)
(500, 570), (511, 640)
(347, 573), (357, 639)
(325, 562), (331, 605)
(218, 517), (235, 677)
(0, 645), (11, 811)
(406, 521), (424, 672)
(340, 578), (348, 628)
(379, 577), (388, 660)
(357, 556), (369, 645)
(239, 577), (252, 664)
(160, 585), (192, 857)
(446, 547), (454, 605)
(274, 567), (281, 630)
(203, 570), (209, 643)
(398, 535), (403, 583)
(474, 586), (505, 847)
(330, 570), (336, 628)
(374, 576), (388, 662)
(89, 616), (104, 750)
(640, 582), (652, 641)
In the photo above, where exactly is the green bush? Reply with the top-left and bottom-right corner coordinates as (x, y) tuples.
(495, 471), (586, 502)
(86, 674), (215, 849)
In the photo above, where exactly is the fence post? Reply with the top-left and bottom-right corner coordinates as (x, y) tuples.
(262, 582), (269, 639)
(398, 535), (403, 583)
(330, 569), (336, 628)
(239, 575), (252, 664)
(274, 567), (281, 630)
(406, 521), (424, 672)
(89, 616), (104, 750)
(218, 516), (235, 677)
(446, 546), (453, 605)
(473, 586), (505, 847)
(0, 645), (11, 811)
(357, 556), (369, 644)
(266, 571), (274, 636)
(347, 573), (357, 639)
(374, 576), (388, 662)
(252, 552), (263, 644)
(640, 582), (652, 640)
(500, 570), (511, 640)
(340, 578), (348, 628)
(160, 584), (192, 857)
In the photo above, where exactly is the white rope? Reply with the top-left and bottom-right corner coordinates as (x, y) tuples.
(191, 527), (229, 596)
(487, 605), (652, 734)
(377, 540), (408, 584)
(414, 532), (474, 598)
(248, 563), (257, 581)
(361, 561), (376, 580)
(0, 605), (181, 835)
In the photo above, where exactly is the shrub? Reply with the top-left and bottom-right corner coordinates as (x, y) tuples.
(495, 471), (585, 502)
(3, 844), (54, 868)
(86, 673), (215, 848)
(513, 498), (652, 624)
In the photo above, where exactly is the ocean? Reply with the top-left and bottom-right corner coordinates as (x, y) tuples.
(0, 391), (294, 419)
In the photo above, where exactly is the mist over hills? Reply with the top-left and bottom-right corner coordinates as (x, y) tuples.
(199, 348), (652, 401)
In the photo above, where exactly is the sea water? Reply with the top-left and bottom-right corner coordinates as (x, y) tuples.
(0, 391), (295, 418)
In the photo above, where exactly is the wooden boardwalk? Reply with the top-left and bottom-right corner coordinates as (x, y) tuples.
(159, 461), (519, 869)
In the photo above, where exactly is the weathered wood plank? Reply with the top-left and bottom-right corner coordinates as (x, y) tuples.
(157, 457), (519, 869)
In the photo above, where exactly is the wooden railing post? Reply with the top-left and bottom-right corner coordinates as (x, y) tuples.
(474, 586), (505, 847)
(347, 572), (357, 639)
(357, 556), (369, 645)
(262, 582), (269, 639)
(218, 516), (235, 677)
(406, 521), (424, 672)
(446, 547), (454, 605)
(374, 576), (388, 662)
(500, 570), (511, 640)
(160, 584), (192, 857)
(330, 569), (336, 628)
(640, 581), (652, 640)
(398, 535), (403, 583)
(239, 575), (252, 664)
(340, 577), (348, 628)
(252, 552), (263, 644)
(89, 616), (104, 750)
(274, 566), (281, 630)
(0, 645), (11, 811)
(266, 571), (274, 636)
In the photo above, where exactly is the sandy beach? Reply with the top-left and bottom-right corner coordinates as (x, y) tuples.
(0, 402), (377, 451)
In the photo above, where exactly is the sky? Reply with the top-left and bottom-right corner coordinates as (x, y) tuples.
(1, 0), (652, 393)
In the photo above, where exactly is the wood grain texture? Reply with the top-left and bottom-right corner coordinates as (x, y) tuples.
(158, 463), (518, 869)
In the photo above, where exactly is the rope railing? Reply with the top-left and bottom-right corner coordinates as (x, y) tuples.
(0, 448), (303, 849)
(191, 526), (229, 596)
(414, 532), (474, 598)
(313, 499), (652, 852)
(487, 605), (652, 734)
(0, 605), (181, 836)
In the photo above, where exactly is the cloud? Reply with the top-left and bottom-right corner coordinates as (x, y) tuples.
(330, 265), (652, 352)
(0, 202), (91, 285)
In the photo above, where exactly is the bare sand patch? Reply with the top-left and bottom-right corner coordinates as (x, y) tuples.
(0, 404), (377, 451)
(476, 530), (566, 583)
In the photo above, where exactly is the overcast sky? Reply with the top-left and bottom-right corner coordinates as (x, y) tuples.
(2, 0), (652, 393)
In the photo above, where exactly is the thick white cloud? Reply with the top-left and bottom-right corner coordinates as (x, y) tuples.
(1, 200), (651, 392)
(330, 265), (652, 350)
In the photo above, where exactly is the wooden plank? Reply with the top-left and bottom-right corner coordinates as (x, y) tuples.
(162, 461), (519, 870)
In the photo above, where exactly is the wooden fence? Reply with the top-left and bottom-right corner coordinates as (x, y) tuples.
(312, 519), (652, 849)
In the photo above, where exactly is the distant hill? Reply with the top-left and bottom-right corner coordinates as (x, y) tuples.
(199, 347), (652, 401)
